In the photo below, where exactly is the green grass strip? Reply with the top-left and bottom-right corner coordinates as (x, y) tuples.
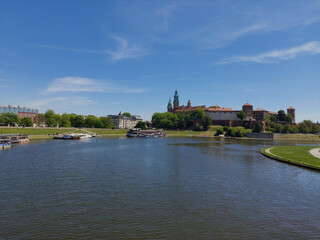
(261, 146), (320, 170)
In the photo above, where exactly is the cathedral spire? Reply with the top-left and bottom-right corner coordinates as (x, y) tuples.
(173, 89), (179, 110)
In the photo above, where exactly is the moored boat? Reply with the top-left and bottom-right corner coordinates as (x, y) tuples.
(0, 139), (12, 150)
(127, 129), (166, 138)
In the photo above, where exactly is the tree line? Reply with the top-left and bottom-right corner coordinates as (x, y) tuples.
(152, 108), (211, 130)
(0, 110), (115, 128)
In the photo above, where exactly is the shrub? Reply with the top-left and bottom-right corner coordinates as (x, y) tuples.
(216, 128), (224, 135)
(223, 126), (229, 132)
(226, 128), (236, 137)
(275, 124), (284, 133)
(253, 122), (263, 132)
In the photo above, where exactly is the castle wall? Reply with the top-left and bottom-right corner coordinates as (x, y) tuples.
(206, 111), (239, 121)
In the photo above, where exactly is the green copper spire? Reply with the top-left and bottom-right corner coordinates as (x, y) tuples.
(173, 89), (179, 103)
(167, 98), (172, 109)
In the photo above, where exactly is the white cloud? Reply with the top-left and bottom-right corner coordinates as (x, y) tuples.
(106, 35), (150, 61)
(203, 24), (267, 48)
(215, 41), (320, 65)
(44, 76), (147, 94)
(155, 3), (178, 30)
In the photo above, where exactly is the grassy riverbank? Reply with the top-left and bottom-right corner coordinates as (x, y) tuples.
(276, 134), (320, 141)
(261, 146), (320, 170)
(0, 127), (80, 135)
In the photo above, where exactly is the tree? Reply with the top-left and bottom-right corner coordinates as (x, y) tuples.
(286, 113), (293, 123)
(135, 121), (147, 130)
(84, 115), (98, 128)
(237, 110), (246, 120)
(202, 115), (212, 131)
(253, 122), (263, 132)
(275, 124), (284, 133)
(37, 113), (46, 126)
(74, 115), (85, 128)
(46, 118), (58, 127)
(20, 117), (33, 127)
(45, 109), (55, 119)
(100, 116), (114, 128)
(122, 112), (131, 117)
(0, 113), (19, 126)
(269, 115), (277, 121)
(278, 110), (287, 122)
(193, 108), (205, 119)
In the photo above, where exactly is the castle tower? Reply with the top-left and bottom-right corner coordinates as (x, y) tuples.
(242, 103), (253, 118)
(187, 99), (191, 108)
(173, 89), (179, 110)
(287, 106), (295, 123)
(167, 98), (173, 112)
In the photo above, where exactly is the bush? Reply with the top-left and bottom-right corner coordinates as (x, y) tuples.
(193, 123), (202, 131)
(253, 122), (263, 132)
(235, 129), (245, 137)
(216, 128), (224, 135)
(275, 124), (284, 133)
(223, 126), (229, 132)
(226, 128), (236, 137)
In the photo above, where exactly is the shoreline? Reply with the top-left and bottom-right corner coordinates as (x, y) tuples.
(261, 146), (320, 171)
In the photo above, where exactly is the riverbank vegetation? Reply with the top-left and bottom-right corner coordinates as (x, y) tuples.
(0, 127), (79, 135)
(261, 146), (320, 170)
(152, 109), (211, 130)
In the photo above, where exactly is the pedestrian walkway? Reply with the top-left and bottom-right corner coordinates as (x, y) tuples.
(309, 148), (320, 159)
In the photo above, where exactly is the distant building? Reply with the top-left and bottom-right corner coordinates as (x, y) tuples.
(166, 89), (296, 126)
(0, 105), (38, 123)
(108, 112), (143, 129)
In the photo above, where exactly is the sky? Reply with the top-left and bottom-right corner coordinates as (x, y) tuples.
(0, 0), (319, 122)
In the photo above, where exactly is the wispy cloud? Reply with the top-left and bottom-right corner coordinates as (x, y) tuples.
(215, 41), (320, 65)
(44, 76), (148, 94)
(155, 3), (178, 30)
(106, 35), (150, 61)
(203, 24), (267, 48)
(37, 45), (104, 54)
(25, 97), (97, 108)
(201, 14), (320, 49)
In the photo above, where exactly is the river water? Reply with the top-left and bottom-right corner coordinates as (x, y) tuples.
(1, 137), (319, 239)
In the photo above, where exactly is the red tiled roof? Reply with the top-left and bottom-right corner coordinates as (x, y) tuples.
(287, 106), (295, 109)
(243, 103), (252, 106)
(254, 108), (267, 111)
(268, 111), (278, 115)
(207, 108), (234, 112)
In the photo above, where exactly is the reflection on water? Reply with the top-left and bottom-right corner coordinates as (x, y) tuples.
(1, 137), (319, 239)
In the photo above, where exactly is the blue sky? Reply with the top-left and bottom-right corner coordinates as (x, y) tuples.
(0, 0), (319, 122)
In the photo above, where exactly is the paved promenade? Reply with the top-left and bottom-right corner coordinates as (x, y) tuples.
(309, 148), (320, 159)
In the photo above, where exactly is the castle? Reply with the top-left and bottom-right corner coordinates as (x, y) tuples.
(167, 89), (295, 126)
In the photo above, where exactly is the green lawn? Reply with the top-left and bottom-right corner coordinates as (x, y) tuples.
(261, 146), (320, 170)
(86, 128), (128, 135)
(0, 127), (80, 135)
(277, 134), (320, 141)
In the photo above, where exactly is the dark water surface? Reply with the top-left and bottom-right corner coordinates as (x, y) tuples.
(1, 137), (319, 239)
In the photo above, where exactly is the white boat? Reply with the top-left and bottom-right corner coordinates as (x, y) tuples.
(77, 134), (93, 139)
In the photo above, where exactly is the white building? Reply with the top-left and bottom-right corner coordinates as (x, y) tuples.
(108, 112), (143, 129)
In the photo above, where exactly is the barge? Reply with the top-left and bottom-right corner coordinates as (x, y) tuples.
(0, 134), (29, 144)
(0, 139), (12, 150)
(127, 129), (166, 138)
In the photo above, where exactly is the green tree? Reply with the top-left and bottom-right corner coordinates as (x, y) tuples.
(46, 118), (58, 127)
(193, 108), (205, 119)
(278, 110), (287, 122)
(282, 124), (290, 133)
(45, 109), (55, 119)
(122, 112), (131, 117)
(275, 124), (284, 133)
(269, 115), (277, 121)
(237, 110), (246, 120)
(94, 119), (104, 128)
(286, 113), (293, 123)
(135, 121), (147, 130)
(202, 115), (212, 131)
(74, 115), (85, 128)
(20, 117), (33, 127)
(37, 113), (46, 126)
(253, 122), (263, 132)
(0, 113), (19, 126)
(99, 116), (114, 128)
(84, 115), (98, 128)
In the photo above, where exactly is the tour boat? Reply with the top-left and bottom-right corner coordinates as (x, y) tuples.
(0, 139), (12, 150)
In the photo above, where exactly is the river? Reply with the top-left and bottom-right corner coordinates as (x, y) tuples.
(1, 137), (319, 239)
